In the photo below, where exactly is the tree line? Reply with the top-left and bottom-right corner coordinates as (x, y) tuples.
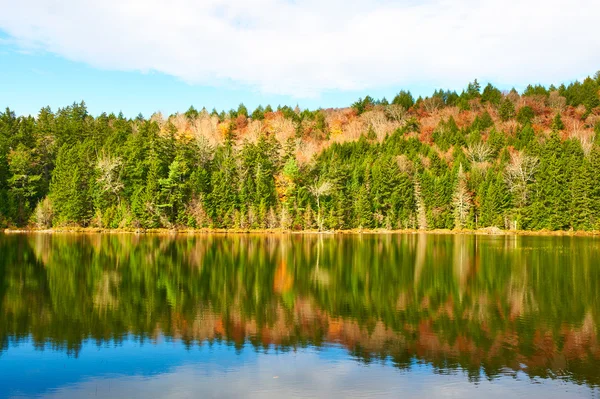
(1, 73), (600, 230)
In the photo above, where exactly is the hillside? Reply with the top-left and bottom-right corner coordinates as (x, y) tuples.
(1, 74), (600, 231)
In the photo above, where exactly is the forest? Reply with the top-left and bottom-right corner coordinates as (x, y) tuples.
(1, 72), (600, 231)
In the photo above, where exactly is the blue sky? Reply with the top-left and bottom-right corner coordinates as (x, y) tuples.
(1, 0), (599, 118)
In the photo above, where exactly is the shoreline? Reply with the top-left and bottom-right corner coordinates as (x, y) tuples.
(3, 227), (600, 237)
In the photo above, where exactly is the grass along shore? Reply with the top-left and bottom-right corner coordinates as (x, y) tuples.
(3, 226), (600, 237)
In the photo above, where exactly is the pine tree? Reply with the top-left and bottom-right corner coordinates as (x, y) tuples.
(354, 185), (372, 228)
(481, 83), (502, 105)
(516, 106), (535, 125)
(210, 143), (238, 228)
(7, 144), (41, 225)
(499, 98), (515, 122)
(527, 133), (569, 230)
(478, 170), (509, 227)
(570, 159), (593, 230)
(392, 90), (415, 110)
(551, 112), (564, 131)
(516, 123), (535, 149)
(1, 72), (599, 232)
(158, 156), (190, 225)
(50, 143), (93, 225)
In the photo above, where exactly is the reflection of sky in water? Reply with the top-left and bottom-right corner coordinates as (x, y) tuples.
(1, 338), (597, 399)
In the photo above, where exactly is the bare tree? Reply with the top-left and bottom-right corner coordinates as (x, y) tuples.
(567, 119), (594, 157)
(504, 151), (539, 209)
(96, 153), (124, 199)
(149, 112), (165, 128)
(34, 197), (54, 228)
(192, 114), (221, 147)
(465, 142), (492, 163)
(396, 154), (414, 175)
(361, 110), (399, 141)
(414, 179), (428, 230)
(506, 90), (520, 104)
(580, 133), (595, 158)
(452, 164), (472, 229)
(279, 206), (292, 230)
(309, 180), (332, 231)
(548, 91), (566, 112)
(195, 134), (214, 166)
(385, 104), (407, 122)
(267, 207), (279, 229)
(422, 96), (444, 114)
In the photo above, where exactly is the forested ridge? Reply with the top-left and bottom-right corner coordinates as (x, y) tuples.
(2, 73), (600, 231)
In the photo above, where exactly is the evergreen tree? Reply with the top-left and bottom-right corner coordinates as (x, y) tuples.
(498, 98), (515, 121)
(210, 142), (238, 227)
(7, 144), (41, 225)
(570, 158), (593, 230)
(516, 106), (535, 125)
(478, 170), (509, 227)
(551, 112), (564, 131)
(516, 123), (535, 149)
(1, 72), (599, 231)
(481, 83), (502, 105)
(50, 143), (93, 225)
(392, 90), (415, 110)
(158, 156), (190, 225)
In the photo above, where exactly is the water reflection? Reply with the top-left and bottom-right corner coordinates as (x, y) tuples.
(4, 343), (596, 399)
(0, 233), (599, 395)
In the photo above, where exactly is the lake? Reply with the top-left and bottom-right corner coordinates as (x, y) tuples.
(0, 233), (599, 398)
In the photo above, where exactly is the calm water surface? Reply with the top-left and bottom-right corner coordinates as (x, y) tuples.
(0, 233), (599, 398)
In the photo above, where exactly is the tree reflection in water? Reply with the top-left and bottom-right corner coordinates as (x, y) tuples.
(0, 233), (598, 387)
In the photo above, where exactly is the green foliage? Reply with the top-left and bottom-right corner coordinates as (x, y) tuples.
(392, 90), (414, 110)
(7, 144), (42, 224)
(498, 98), (515, 121)
(404, 117), (420, 133)
(471, 111), (494, 132)
(516, 123), (535, 149)
(185, 106), (199, 120)
(551, 112), (564, 131)
(251, 105), (265, 120)
(525, 133), (570, 230)
(561, 77), (600, 113)
(457, 96), (471, 111)
(432, 89), (459, 106)
(477, 170), (509, 227)
(481, 83), (502, 105)
(352, 96), (376, 115)
(280, 105), (296, 120)
(50, 143), (93, 225)
(516, 106), (535, 125)
(523, 84), (549, 97)
(1, 72), (600, 231)
(237, 103), (249, 117)
(466, 79), (481, 98)
(433, 117), (463, 151)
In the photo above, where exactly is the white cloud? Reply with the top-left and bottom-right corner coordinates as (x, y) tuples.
(0, 0), (598, 96)
(33, 351), (597, 399)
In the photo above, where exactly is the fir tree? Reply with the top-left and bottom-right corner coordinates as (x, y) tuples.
(551, 112), (564, 131)
(499, 98), (515, 122)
